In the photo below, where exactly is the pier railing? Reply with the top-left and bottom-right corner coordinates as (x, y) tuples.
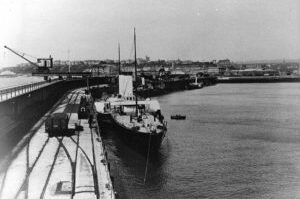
(0, 80), (58, 102)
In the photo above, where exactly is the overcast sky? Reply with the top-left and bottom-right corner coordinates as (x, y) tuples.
(0, 0), (299, 68)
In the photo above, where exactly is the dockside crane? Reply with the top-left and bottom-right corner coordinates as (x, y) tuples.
(4, 45), (53, 79)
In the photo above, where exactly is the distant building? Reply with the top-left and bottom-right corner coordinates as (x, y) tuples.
(137, 58), (147, 65)
(103, 59), (114, 64)
(145, 56), (150, 62)
(207, 67), (219, 75)
(181, 60), (193, 65)
(125, 59), (134, 64)
(217, 59), (231, 75)
(83, 60), (100, 65)
(17, 63), (31, 67)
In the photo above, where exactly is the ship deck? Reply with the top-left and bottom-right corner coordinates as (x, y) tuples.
(0, 88), (115, 199)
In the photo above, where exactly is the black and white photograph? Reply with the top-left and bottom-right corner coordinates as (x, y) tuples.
(0, 0), (299, 198)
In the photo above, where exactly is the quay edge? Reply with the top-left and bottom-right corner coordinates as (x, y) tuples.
(0, 77), (114, 158)
(0, 88), (115, 199)
(217, 76), (300, 83)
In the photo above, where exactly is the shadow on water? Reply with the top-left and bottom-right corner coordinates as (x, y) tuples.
(101, 126), (170, 199)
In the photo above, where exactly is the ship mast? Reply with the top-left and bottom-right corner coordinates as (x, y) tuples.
(118, 42), (121, 74)
(134, 28), (138, 116)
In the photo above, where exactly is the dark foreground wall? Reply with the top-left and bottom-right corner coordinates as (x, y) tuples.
(0, 77), (113, 158)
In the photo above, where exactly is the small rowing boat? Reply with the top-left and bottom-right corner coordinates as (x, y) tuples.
(170, 115), (186, 120)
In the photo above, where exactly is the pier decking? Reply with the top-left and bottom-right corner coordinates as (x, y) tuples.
(0, 88), (115, 199)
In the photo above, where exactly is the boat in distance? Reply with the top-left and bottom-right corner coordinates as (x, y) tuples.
(170, 115), (186, 120)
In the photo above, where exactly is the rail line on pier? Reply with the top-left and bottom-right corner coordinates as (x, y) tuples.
(11, 89), (80, 199)
(0, 88), (115, 199)
(39, 137), (64, 199)
(0, 89), (76, 198)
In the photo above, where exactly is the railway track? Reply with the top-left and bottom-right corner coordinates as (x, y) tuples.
(11, 90), (79, 199)
(0, 89), (114, 199)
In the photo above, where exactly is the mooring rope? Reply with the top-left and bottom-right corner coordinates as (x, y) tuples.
(143, 131), (152, 184)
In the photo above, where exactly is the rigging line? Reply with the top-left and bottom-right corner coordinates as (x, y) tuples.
(143, 132), (152, 184)
(129, 39), (134, 61)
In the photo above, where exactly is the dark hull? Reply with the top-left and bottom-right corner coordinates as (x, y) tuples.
(97, 112), (114, 126)
(187, 84), (203, 90)
(97, 113), (166, 154)
(170, 116), (186, 120)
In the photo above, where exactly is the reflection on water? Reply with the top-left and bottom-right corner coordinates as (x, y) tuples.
(102, 83), (300, 199)
(101, 127), (170, 198)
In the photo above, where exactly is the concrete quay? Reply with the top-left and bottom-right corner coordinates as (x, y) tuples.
(217, 75), (300, 83)
(0, 88), (115, 199)
(0, 77), (114, 158)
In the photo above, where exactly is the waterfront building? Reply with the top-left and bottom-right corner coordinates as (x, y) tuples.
(217, 59), (231, 75)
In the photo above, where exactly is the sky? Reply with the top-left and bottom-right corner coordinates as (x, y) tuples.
(0, 0), (299, 68)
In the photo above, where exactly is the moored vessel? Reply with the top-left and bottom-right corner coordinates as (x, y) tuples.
(188, 76), (204, 89)
(170, 114), (186, 120)
(95, 75), (167, 154)
(95, 29), (167, 154)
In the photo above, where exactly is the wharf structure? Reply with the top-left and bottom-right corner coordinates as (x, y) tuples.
(0, 71), (216, 197)
(0, 73), (215, 162)
(0, 88), (115, 199)
(0, 77), (114, 155)
(0, 73), (215, 156)
(217, 75), (300, 83)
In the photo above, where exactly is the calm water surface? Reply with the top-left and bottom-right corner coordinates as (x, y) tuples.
(0, 76), (44, 89)
(104, 83), (300, 199)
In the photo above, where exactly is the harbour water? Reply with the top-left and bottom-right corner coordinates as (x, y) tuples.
(0, 76), (44, 89)
(103, 83), (300, 198)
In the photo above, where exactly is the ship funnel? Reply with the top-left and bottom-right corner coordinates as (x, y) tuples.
(119, 75), (133, 97)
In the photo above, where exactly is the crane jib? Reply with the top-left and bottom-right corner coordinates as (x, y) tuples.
(4, 45), (53, 71)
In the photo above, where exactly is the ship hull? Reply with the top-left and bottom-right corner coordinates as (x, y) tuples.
(97, 113), (166, 154)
